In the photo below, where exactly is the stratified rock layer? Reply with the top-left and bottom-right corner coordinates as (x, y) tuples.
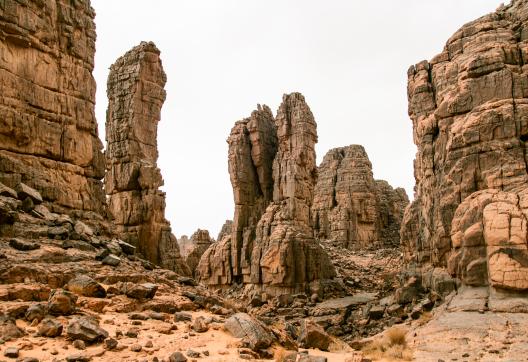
(0, 0), (106, 218)
(183, 229), (213, 277)
(105, 42), (188, 275)
(402, 0), (528, 292)
(198, 93), (336, 294)
(312, 145), (408, 249)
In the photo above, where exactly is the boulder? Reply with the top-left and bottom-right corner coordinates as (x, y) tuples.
(38, 318), (63, 337)
(224, 313), (274, 350)
(297, 320), (332, 351)
(124, 283), (158, 300)
(66, 275), (107, 298)
(66, 317), (109, 343)
(48, 289), (77, 316)
(9, 238), (39, 251)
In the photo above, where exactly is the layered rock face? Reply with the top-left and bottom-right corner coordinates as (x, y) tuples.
(312, 145), (408, 249)
(182, 229), (213, 277)
(105, 42), (188, 275)
(402, 0), (528, 292)
(198, 93), (336, 294)
(0, 0), (106, 218)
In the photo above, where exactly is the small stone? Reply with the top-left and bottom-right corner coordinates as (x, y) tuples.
(144, 340), (153, 348)
(4, 347), (19, 358)
(102, 254), (121, 267)
(66, 317), (109, 343)
(126, 327), (139, 338)
(65, 353), (91, 362)
(73, 339), (86, 350)
(369, 305), (385, 320)
(168, 352), (188, 362)
(104, 338), (118, 350)
(117, 239), (136, 255)
(95, 249), (110, 261)
(186, 349), (200, 358)
(130, 344), (142, 352)
(192, 316), (208, 333)
(174, 312), (192, 322)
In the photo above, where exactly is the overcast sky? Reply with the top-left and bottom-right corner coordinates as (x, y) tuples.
(91, 0), (503, 238)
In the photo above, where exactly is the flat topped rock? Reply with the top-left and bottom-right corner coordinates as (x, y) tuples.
(316, 292), (377, 309)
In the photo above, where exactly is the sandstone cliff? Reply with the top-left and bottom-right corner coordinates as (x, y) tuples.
(198, 94), (336, 295)
(105, 42), (188, 275)
(402, 0), (528, 292)
(312, 145), (408, 249)
(0, 0), (106, 219)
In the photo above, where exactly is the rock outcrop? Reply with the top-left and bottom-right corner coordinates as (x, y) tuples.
(402, 0), (528, 293)
(312, 145), (408, 249)
(198, 93), (336, 295)
(0, 0), (106, 218)
(217, 220), (233, 242)
(105, 42), (188, 275)
(182, 229), (213, 277)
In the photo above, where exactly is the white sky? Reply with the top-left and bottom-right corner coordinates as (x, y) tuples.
(91, 0), (503, 238)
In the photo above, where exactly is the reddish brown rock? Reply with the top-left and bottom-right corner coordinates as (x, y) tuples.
(216, 220), (233, 242)
(105, 42), (188, 275)
(403, 0), (528, 266)
(198, 93), (336, 294)
(312, 145), (408, 249)
(182, 229), (213, 277)
(0, 0), (106, 217)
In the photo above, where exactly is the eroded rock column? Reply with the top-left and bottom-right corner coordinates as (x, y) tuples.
(198, 93), (336, 295)
(105, 42), (188, 275)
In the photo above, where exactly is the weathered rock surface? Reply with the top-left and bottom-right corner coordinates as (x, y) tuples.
(198, 93), (336, 294)
(182, 229), (213, 277)
(402, 0), (528, 275)
(224, 313), (275, 351)
(105, 41), (188, 275)
(216, 220), (233, 242)
(312, 145), (408, 249)
(0, 0), (106, 217)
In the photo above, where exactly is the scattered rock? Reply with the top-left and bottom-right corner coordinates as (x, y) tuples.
(124, 283), (158, 300)
(16, 183), (42, 204)
(192, 316), (208, 333)
(9, 238), (39, 251)
(48, 289), (77, 316)
(174, 312), (192, 322)
(3, 346), (19, 358)
(224, 313), (274, 351)
(66, 275), (107, 298)
(298, 320), (332, 351)
(66, 317), (109, 343)
(102, 254), (121, 267)
(38, 318), (63, 337)
(73, 339), (86, 350)
(168, 351), (188, 362)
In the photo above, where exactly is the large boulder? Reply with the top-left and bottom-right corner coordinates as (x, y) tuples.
(48, 289), (77, 316)
(224, 313), (275, 351)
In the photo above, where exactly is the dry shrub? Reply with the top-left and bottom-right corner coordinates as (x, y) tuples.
(362, 326), (412, 361)
(386, 326), (407, 346)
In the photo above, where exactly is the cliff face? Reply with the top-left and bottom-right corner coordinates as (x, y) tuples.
(198, 93), (336, 295)
(183, 229), (213, 277)
(0, 0), (106, 218)
(402, 0), (528, 291)
(105, 42), (188, 275)
(312, 145), (408, 249)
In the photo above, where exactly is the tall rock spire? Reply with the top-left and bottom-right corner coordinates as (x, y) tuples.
(105, 41), (189, 275)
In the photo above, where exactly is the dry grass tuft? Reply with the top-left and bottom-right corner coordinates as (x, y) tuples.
(362, 326), (412, 361)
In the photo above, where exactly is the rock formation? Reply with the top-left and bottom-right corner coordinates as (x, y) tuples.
(0, 0), (106, 218)
(105, 42), (188, 275)
(402, 0), (528, 293)
(177, 235), (192, 258)
(217, 220), (233, 242)
(312, 145), (408, 249)
(182, 229), (213, 277)
(198, 93), (336, 295)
